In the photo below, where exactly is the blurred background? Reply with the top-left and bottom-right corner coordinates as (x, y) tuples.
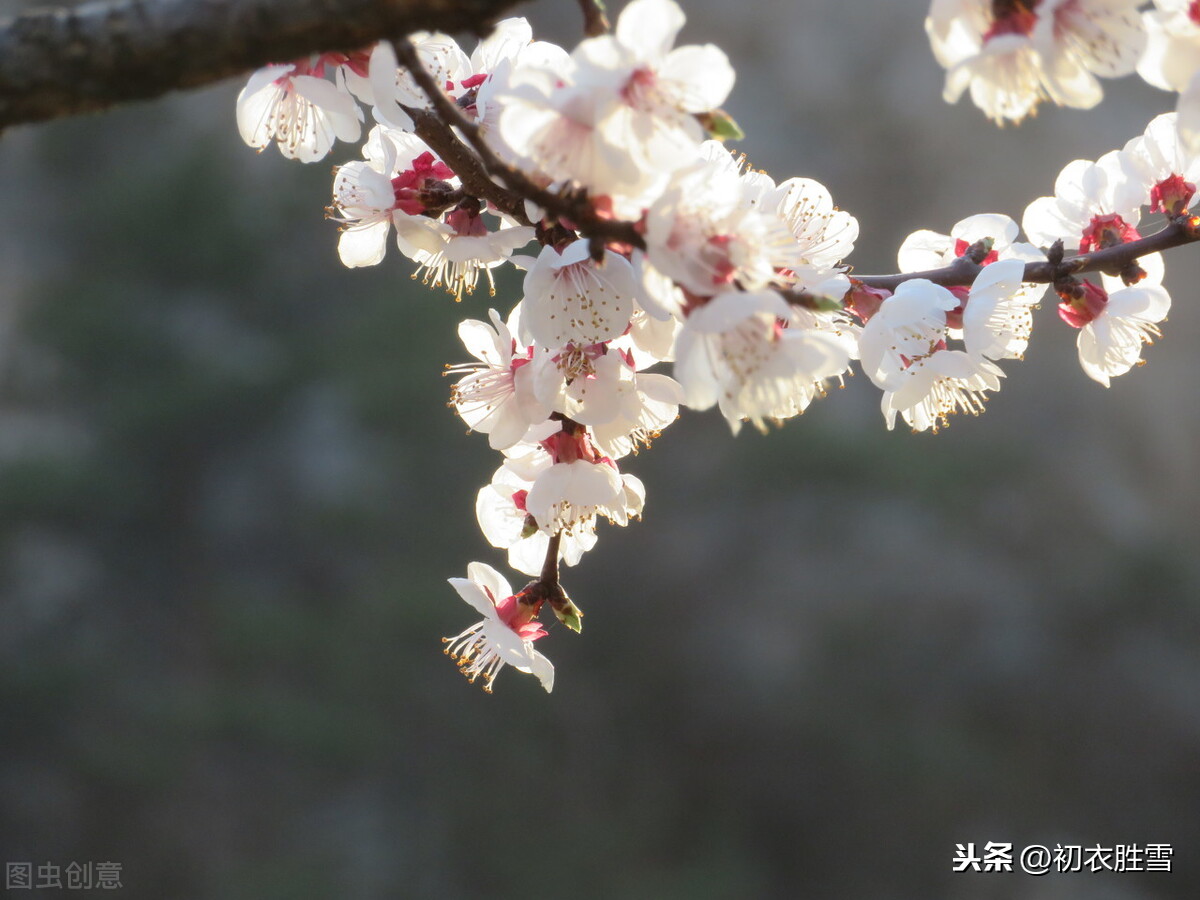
(1, 0), (1198, 897)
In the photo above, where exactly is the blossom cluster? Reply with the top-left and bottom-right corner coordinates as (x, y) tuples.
(927, 0), (1200, 149)
(235, 0), (1196, 692)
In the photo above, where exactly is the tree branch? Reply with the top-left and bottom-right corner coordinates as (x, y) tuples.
(851, 218), (1200, 291)
(394, 37), (645, 246)
(0, 0), (529, 131)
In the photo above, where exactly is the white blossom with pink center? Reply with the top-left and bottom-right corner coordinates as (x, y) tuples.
(448, 307), (551, 450)
(1139, 0), (1200, 92)
(522, 430), (645, 536)
(1122, 112), (1200, 214)
(527, 346), (683, 456)
(1058, 277), (1172, 386)
(497, 0), (733, 210)
(859, 278), (1006, 432)
(674, 290), (853, 434)
(328, 128), (459, 268)
(392, 205), (535, 300)
(443, 561), (554, 693)
(927, 0), (1145, 123)
(645, 159), (801, 299)
(518, 239), (638, 348)
(237, 60), (362, 162)
(1022, 149), (1147, 251)
(475, 458), (598, 577)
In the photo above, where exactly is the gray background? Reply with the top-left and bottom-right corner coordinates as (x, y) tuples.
(0, 0), (1197, 897)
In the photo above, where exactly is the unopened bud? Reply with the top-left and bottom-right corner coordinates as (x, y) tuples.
(843, 281), (890, 323)
(697, 108), (745, 142)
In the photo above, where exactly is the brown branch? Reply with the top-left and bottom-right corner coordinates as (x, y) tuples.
(576, 0), (611, 37)
(851, 218), (1200, 291)
(393, 37), (644, 246)
(0, 0), (529, 131)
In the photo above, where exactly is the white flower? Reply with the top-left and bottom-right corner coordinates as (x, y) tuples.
(645, 159), (800, 297)
(448, 307), (551, 449)
(475, 458), (598, 577)
(443, 562), (554, 693)
(674, 290), (852, 433)
(859, 279), (958, 390)
(898, 213), (1038, 271)
(393, 206), (534, 300)
(881, 349), (1004, 432)
(1122, 112), (1200, 214)
(1059, 279), (1172, 386)
(927, 0), (1145, 123)
(1138, 0), (1200, 93)
(328, 128), (456, 268)
(1022, 150), (1146, 251)
(962, 258), (1042, 361)
(522, 429), (645, 534)
(519, 239), (637, 348)
(237, 63), (362, 162)
(859, 278), (1005, 432)
(497, 0), (733, 207)
(369, 34), (471, 131)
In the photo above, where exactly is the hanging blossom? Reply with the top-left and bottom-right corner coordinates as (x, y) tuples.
(236, 56), (364, 162)
(674, 290), (854, 434)
(857, 263), (1032, 432)
(1058, 259), (1172, 387)
(475, 452), (599, 577)
(522, 427), (645, 537)
(447, 306), (552, 450)
(392, 200), (535, 300)
(897, 213), (1046, 357)
(444, 562), (554, 693)
(927, 0), (1146, 123)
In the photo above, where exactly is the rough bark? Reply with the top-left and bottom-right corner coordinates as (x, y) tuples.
(0, 0), (528, 131)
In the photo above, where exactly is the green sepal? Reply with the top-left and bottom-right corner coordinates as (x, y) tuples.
(553, 595), (584, 634)
(699, 109), (745, 142)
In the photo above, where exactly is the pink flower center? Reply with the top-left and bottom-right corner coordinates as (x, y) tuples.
(620, 67), (659, 109)
(445, 206), (489, 237)
(701, 234), (739, 288)
(984, 1), (1039, 41)
(1079, 213), (1140, 253)
(1190, 0), (1200, 25)
(392, 152), (456, 214)
(844, 283), (890, 323)
(1057, 280), (1108, 328)
(945, 285), (970, 330)
(1149, 174), (1196, 216)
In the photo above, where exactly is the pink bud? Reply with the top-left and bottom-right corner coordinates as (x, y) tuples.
(1057, 280), (1107, 328)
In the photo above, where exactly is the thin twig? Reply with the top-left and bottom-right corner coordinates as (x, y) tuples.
(393, 38), (644, 246)
(576, 0), (611, 37)
(851, 218), (1200, 291)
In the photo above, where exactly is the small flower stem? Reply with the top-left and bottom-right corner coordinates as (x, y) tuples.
(576, 0), (611, 37)
(539, 532), (562, 586)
